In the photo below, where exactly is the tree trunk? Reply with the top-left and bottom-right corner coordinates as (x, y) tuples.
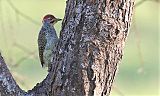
(0, 0), (134, 96)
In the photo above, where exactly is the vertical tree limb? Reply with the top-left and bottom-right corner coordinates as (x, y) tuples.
(48, 0), (134, 95)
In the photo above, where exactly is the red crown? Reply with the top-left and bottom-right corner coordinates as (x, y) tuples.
(43, 14), (56, 20)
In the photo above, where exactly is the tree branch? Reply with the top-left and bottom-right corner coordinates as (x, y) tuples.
(6, 0), (40, 25)
(0, 53), (25, 95)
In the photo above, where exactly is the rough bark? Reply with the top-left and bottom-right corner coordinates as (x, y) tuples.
(0, 0), (134, 96)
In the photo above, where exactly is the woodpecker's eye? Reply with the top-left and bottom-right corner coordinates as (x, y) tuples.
(48, 17), (52, 20)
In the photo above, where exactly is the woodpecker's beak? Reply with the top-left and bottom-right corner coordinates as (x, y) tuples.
(56, 18), (62, 21)
(50, 18), (62, 24)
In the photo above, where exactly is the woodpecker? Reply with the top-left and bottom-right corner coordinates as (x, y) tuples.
(38, 14), (62, 70)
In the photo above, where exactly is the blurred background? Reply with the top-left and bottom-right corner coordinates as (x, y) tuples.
(0, 0), (159, 96)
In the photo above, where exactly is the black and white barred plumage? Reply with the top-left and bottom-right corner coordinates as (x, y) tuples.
(38, 14), (61, 69)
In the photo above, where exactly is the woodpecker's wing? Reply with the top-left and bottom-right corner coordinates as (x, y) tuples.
(38, 28), (47, 67)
